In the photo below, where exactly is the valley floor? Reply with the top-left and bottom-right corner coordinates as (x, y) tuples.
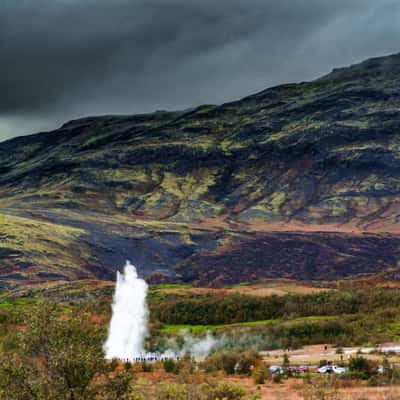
(262, 343), (400, 366)
(133, 373), (400, 400)
(254, 380), (400, 400)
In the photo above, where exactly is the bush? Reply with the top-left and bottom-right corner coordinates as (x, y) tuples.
(273, 373), (282, 384)
(252, 368), (265, 385)
(0, 302), (132, 400)
(367, 376), (379, 387)
(202, 351), (261, 375)
(156, 382), (189, 400)
(340, 371), (369, 381)
(348, 356), (375, 377)
(212, 381), (247, 400)
(202, 351), (239, 374)
(381, 364), (400, 385)
(221, 352), (240, 375)
(141, 361), (153, 372)
(108, 358), (119, 372)
(163, 358), (177, 374)
(175, 354), (195, 375)
(102, 372), (133, 400)
(124, 361), (132, 371)
(236, 352), (261, 375)
(175, 356), (196, 384)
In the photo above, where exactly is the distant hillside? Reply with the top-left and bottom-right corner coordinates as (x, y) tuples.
(1, 53), (400, 289)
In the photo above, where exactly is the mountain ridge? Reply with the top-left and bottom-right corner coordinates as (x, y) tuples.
(1, 52), (400, 289)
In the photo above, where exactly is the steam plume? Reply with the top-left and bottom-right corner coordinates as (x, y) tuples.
(161, 332), (218, 361)
(104, 261), (148, 360)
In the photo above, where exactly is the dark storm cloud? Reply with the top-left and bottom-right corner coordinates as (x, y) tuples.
(1, 0), (400, 140)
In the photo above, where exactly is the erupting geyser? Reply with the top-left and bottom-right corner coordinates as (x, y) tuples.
(104, 261), (148, 360)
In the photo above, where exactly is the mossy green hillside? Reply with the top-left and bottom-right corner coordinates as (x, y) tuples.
(1, 53), (400, 287)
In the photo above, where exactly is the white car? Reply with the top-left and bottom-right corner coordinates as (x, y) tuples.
(332, 365), (347, 374)
(269, 365), (284, 374)
(317, 365), (347, 375)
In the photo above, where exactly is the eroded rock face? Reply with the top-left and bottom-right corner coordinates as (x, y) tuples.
(1, 53), (400, 287)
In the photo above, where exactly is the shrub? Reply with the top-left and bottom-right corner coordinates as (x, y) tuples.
(348, 356), (375, 377)
(0, 302), (132, 400)
(202, 351), (261, 375)
(141, 361), (153, 372)
(382, 364), (400, 385)
(212, 381), (247, 400)
(108, 358), (119, 372)
(252, 368), (265, 385)
(340, 371), (369, 381)
(236, 352), (261, 375)
(202, 351), (240, 374)
(175, 354), (195, 376)
(367, 376), (379, 387)
(102, 372), (133, 400)
(124, 361), (132, 371)
(163, 358), (176, 374)
(221, 352), (240, 375)
(156, 382), (189, 400)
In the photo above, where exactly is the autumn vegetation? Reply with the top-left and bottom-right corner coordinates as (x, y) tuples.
(1, 283), (400, 398)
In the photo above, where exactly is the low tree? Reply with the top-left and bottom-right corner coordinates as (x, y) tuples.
(163, 358), (177, 374)
(252, 367), (265, 385)
(0, 301), (132, 400)
(348, 355), (376, 377)
(101, 372), (132, 400)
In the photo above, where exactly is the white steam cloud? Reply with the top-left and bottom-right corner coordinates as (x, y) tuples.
(182, 333), (218, 360)
(104, 261), (219, 361)
(104, 261), (149, 360)
(162, 333), (218, 361)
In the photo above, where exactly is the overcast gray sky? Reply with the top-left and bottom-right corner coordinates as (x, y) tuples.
(1, 0), (400, 142)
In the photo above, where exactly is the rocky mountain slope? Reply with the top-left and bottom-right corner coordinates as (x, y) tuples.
(1, 53), (400, 289)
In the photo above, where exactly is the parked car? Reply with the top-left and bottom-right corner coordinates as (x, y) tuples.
(296, 365), (309, 373)
(317, 365), (332, 374)
(269, 365), (284, 374)
(333, 365), (347, 374)
(287, 365), (309, 374)
(317, 365), (346, 375)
